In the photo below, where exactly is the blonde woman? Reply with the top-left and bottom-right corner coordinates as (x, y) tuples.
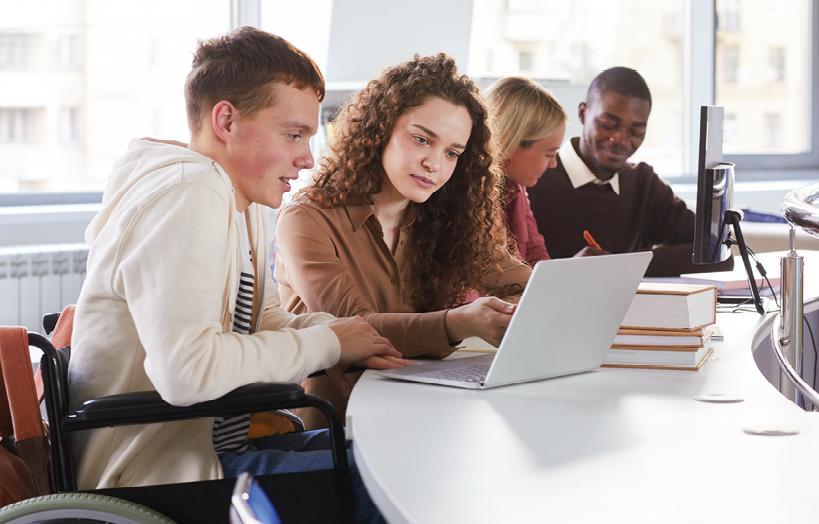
(485, 77), (567, 266)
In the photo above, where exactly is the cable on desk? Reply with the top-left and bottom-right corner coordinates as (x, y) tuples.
(745, 245), (780, 310)
(720, 240), (778, 313)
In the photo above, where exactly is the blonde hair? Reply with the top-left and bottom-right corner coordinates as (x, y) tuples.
(485, 77), (567, 161)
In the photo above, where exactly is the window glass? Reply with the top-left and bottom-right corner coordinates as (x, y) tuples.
(0, 0), (229, 193)
(259, 0), (334, 75)
(468, 0), (685, 175)
(715, 0), (810, 155)
(259, 0), (335, 200)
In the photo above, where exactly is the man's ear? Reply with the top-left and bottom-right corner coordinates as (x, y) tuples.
(578, 102), (587, 125)
(211, 101), (237, 144)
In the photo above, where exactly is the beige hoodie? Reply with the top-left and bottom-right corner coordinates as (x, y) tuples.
(69, 139), (340, 489)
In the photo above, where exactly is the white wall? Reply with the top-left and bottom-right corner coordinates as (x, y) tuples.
(324, 0), (474, 83)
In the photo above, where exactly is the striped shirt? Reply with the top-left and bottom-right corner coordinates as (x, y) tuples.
(212, 212), (255, 453)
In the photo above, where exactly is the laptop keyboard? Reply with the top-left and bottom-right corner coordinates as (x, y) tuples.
(413, 362), (492, 384)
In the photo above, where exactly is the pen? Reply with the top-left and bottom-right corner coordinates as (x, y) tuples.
(583, 230), (602, 250)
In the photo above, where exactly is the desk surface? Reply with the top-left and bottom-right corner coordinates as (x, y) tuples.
(347, 252), (819, 524)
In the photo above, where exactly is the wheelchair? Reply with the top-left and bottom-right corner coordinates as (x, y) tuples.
(0, 313), (356, 524)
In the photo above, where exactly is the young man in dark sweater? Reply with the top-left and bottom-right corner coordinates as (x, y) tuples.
(527, 67), (733, 277)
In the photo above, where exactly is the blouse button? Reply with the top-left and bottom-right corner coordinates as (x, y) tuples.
(391, 278), (398, 286)
(400, 240), (406, 246)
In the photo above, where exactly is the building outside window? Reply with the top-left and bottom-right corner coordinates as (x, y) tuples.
(0, 33), (27, 69)
(469, 0), (685, 175)
(723, 46), (739, 83)
(58, 35), (79, 69)
(518, 51), (534, 72)
(765, 113), (782, 149)
(724, 114), (739, 152)
(0, 0), (229, 193)
(719, 0), (741, 32)
(0, 0), (815, 196)
(59, 107), (79, 145)
(716, 0), (809, 156)
(0, 108), (28, 142)
(767, 46), (785, 82)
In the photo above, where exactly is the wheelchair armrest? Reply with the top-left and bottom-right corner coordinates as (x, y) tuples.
(64, 382), (305, 431)
(307, 365), (366, 379)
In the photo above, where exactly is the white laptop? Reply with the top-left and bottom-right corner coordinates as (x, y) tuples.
(374, 251), (653, 389)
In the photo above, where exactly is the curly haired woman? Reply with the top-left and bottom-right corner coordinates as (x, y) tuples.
(484, 76), (567, 266)
(273, 54), (531, 426)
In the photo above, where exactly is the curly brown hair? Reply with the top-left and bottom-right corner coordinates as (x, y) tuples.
(304, 53), (515, 312)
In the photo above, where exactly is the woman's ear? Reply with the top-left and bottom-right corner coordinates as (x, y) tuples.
(211, 100), (237, 144)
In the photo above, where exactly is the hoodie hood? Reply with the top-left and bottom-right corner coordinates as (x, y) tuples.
(85, 138), (233, 244)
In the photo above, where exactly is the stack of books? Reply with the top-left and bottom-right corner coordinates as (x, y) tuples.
(602, 283), (718, 371)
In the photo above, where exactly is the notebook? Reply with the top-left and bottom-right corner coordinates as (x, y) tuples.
(374, 251), (653, 389)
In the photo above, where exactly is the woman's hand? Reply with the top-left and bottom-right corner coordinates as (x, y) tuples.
(444, 296), (516, 347)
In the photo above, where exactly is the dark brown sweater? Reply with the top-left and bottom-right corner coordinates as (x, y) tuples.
(527, 153), (734, 277)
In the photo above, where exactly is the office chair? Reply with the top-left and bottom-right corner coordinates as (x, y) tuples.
(0, 315), (355, 524)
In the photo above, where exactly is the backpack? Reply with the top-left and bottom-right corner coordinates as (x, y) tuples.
(0, 326), (51, 507)
(0, 305), (72, 507)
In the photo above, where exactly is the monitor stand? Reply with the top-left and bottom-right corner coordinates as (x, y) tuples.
(723, 209), (765, 314)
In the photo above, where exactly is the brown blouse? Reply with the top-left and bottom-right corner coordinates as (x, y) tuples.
(273, 196), (532, 358)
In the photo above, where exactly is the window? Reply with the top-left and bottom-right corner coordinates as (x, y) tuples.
(58, 36), (79, 69)
(722, 46), (739, 83)
(765, 113), (782, 149)
(0, 109), (28, 143)
(0, 0), (230, 193)
(518, 51), (534, 72)
(767, 47), (785, 82)
(507, 0), (549, 13)
(724, 114), (739, 152)
(717, 0), (813, 161)
(470, 0), (817, 177)
(469, 0), (686, 175)
(767, 0), (788, 17)
(570, 0), (586, 21)
(59, 107), (79, 145)
(0, 34), (27, 69)
(0, 0), (816, 199)
(719, 0), (741, 32)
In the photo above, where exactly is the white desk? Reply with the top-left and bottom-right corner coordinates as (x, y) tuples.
(347, 252), (819, 524)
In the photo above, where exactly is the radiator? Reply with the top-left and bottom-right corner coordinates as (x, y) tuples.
(0, 244), (88, 337)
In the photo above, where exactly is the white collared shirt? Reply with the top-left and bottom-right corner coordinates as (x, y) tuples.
(559, 139), (620, 195)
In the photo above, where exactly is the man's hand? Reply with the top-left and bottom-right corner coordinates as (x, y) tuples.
(444, 296), (516, 347)
(326, 316), (402, 365)
(573, 246), (611, 257)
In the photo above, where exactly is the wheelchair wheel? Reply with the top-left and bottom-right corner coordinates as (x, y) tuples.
(0, 493), (176, 524)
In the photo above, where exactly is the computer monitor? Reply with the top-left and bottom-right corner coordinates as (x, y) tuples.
(693, 106), (733, 264)
(692, 105), (764, 314)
